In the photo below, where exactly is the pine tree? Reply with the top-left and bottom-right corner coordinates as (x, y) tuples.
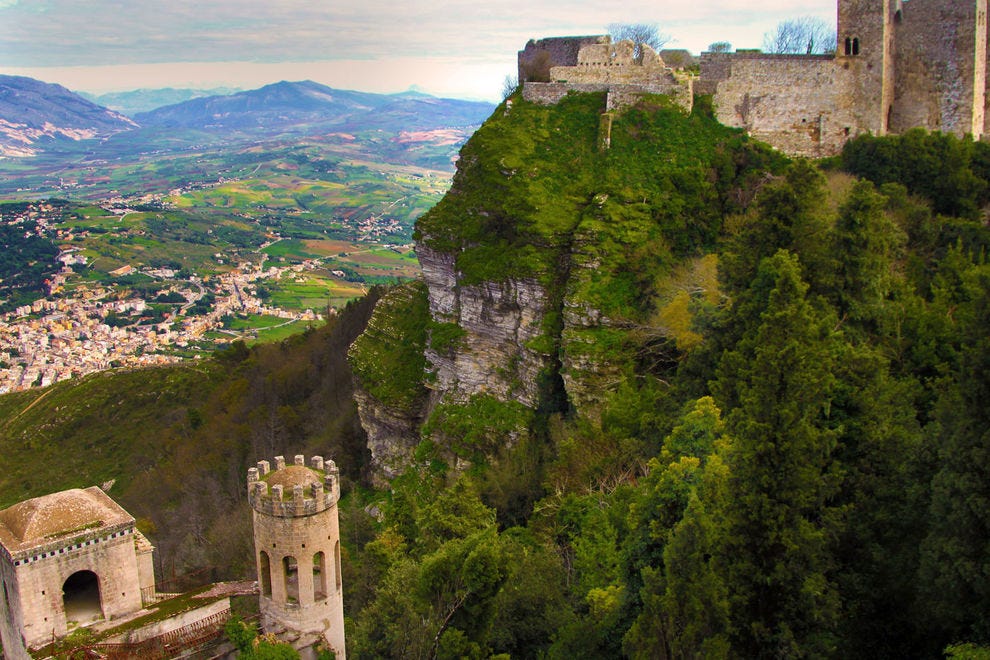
(711, 250), (843, 657)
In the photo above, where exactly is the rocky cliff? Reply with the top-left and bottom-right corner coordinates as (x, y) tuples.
(349, 92), (784, 480)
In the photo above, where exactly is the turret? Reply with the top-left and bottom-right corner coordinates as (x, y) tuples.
(248, 455), (345, 658)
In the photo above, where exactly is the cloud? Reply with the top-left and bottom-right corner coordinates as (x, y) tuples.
(1, 0), (836, 67)
(0, 0), (837, 98)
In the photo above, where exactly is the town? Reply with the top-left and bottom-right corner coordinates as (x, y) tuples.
(0, 198), (415, 394)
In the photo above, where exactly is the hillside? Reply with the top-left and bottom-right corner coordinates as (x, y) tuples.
(0, 75), (136, 156)
(3, 90), (990, 658)
(345, 93), (990, 657)
(81, 87), (242, 116)
(135, 80), (494, 133)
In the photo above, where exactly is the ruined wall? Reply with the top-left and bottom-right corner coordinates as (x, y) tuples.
(701, 53), (856, 157)
(522, 81), (693, 113)
(518, 36), (605, 82)
(522, 39), (693, 112)
(893, 0), (987, 137)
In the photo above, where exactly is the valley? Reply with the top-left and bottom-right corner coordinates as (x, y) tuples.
(0, 78), (492, 393)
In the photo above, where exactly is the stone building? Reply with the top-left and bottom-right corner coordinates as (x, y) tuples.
(521, 0), (990, 157)
(0, 487), (156, 659)
(519, 36), (694, 112)
(248, 455), (345, 659)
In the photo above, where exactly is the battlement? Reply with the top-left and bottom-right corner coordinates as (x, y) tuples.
(247, 454), (340, 517)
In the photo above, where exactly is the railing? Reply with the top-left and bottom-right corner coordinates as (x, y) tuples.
(141, 566), (219, 605)
(62, 608), (230, 660)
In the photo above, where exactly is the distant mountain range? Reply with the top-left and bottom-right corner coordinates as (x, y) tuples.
(79, 87), (242, 117)
(134, 80), (495, 134)
(0, 75), (136, 157)
(0, 77), (495, 159)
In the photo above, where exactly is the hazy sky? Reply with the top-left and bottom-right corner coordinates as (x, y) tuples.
(0, 0), (835, 101)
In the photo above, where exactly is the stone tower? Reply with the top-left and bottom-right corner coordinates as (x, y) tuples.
(248, 455), (345, 659)
(838, 0), (896, 135)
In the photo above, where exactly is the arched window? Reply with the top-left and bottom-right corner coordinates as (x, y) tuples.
(283, 556), (299, 603)
(259, 551), (272, 597)
(852, 38), (860, 56)
(313, 552), (327, 600)
(334, 541), (342, 591)
(845, 37), (852, 56)
(62, 570), (102, 624)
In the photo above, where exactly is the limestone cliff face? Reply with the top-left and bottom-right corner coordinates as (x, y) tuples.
(349, 90), (766, 481)
(347, 283), (430, 484)
(418, 244), (551, 408)
(351, 386), (423, 486)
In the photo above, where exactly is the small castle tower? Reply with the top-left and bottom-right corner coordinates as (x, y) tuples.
(248, 455), (345, 658)
(837, 0), (896, 135)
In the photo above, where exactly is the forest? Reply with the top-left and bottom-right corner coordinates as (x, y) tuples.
(1, 94), (989, 659)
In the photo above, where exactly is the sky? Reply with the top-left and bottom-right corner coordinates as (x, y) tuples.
(0, 0), (836, 102)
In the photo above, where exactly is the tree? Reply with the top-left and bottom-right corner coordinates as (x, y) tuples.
(707, 41), (732, 53)
(608, 23), (671, 58)
(763, 17), (836, 55)
(710, 251), (843, 657)
(920, 266), (990, 648)
(501, 74), (518, 101)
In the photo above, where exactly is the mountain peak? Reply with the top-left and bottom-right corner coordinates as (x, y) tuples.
(0, 75), (136, 157)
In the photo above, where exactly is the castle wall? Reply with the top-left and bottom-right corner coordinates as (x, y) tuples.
(701, 53), (856, 157)
(893, 0), (988, 138)
(520, 0), (990, 158)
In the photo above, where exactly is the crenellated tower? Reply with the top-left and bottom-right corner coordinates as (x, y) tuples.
(248, 455), (345, 658)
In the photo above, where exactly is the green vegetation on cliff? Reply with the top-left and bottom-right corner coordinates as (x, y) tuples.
(348, 96), (990, 659)
(5, 90), (990, 659)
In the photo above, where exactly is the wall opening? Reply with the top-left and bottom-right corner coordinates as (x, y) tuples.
(282, 556), (299, 603)
(62, 571), (103, 624)
(259, 551), (272, 597)
(313, 552), (327, 601)
(334, 541), (342, 591)
(844, 37), (852, 56)
(852, 38), (860, 56)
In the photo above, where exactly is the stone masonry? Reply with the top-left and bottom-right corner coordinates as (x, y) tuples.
(248, 455), (346, 659)
(0, 487), (156, 659)
(521, 0), (990, 157)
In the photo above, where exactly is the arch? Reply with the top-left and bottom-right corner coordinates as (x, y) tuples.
(259, 551), (272, 597)
(313, 552), (327, 600)
(282, 555), (299, 603)
(62, 570), (102, 624)
(334, 541), (341, 591)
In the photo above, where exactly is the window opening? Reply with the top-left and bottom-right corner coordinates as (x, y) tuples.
(259, 551), (272, 597)
(313, 552), (327, 600)
(283, 556), (299, 603)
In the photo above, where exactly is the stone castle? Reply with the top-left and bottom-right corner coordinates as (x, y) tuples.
(248, 455), (346, 659)
(519, 0), (990, 157)
(0, 454), (347, 659)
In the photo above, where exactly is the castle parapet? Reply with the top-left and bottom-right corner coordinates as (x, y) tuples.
(247, 455), (339, 517)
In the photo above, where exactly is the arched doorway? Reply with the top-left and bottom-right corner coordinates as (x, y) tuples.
(62, 571), (103, 624)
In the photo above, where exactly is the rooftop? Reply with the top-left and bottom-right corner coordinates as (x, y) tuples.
(0, 486), (133, 554)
